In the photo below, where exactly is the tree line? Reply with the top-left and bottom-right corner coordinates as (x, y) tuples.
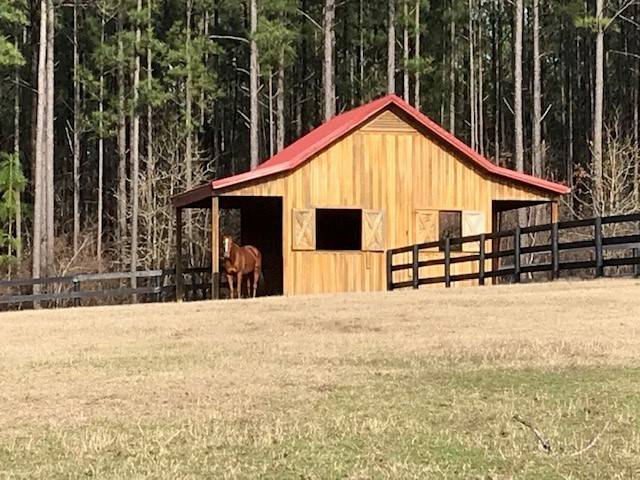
(0, 0), (638, 279)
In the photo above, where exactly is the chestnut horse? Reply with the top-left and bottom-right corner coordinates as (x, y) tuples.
(222, 235), (262, 298)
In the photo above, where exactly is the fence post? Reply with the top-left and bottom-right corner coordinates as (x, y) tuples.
(73, 277), (80, 307)
(594, 216), (604, 278)
(444, 238), (451, 288)
(513, 226), (521, 283)
(191, 271), (198, 300)
(478, 234), (485, 286)
(154, 274), (162, 303)
(412, 244), (420, 289)
(386, 250), (394, 291)
(551, 222), (559, 280)
(636, 220), (640, 278)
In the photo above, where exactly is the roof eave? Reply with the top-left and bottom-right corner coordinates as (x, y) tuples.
(171, 183), (213, 208)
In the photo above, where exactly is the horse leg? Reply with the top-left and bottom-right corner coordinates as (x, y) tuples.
(237, 271), (244, 299)
(227, 274), (235, 299)
(252, 268), (260, 298)
(246, 276), (251, 298)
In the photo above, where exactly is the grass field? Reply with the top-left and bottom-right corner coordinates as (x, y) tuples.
(1, 279), (640, 479)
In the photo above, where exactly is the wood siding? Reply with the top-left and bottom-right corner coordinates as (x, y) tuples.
(219, 111), (558, 295)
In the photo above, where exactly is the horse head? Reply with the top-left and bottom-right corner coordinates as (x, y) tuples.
(222, 235), (235, 260)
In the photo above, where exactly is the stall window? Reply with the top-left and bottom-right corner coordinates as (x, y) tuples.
(316, 209), (362, 250)
(439, 210), (462, 251)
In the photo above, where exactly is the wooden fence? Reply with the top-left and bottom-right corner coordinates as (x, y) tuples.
(387, 213), (640, 290)
(0, 267), (211, 310)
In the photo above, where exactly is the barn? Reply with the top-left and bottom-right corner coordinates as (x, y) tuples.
(172, 94), (570, 298)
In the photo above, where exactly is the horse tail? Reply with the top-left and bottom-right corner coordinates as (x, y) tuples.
(259, 270), (265, 285)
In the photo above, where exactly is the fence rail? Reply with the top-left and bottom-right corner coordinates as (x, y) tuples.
(387, 213), (640, 291)
(0, 267), (211, 310)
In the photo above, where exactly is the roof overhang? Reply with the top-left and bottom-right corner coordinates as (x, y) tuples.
(172, 183), (212, 209)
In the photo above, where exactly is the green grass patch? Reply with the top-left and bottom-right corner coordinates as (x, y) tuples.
(2, 365), (638, 479)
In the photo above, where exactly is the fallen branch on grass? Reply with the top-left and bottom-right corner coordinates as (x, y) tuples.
(513, 414), (610, 457)
(512, 414), (552, 453)
(568, 421), (610, 457)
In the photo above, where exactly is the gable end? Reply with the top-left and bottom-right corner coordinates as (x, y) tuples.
(361, 110), (416, 133)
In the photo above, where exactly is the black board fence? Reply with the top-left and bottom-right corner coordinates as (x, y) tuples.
(0, 267), (211, 310)
(387, 213), (640, 290)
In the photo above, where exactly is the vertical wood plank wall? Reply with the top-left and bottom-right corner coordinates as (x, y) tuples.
(219, 110), (558, 295)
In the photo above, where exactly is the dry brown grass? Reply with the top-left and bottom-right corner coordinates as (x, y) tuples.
(1, 279), (640, 478)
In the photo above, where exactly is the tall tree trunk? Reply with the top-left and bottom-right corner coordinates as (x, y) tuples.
(146, 0), (154, 265)
(276, 55), (285, 152)
(387, 0), (396, 94)
(403, 0), (409, 102)
(117, 11), (127, 264)
(532, 0), (542, 177)
(449, 12), (456, 134)
(268, 72), (274, 157)
(514, 0), (525, 227)
(323, 0), (336, 120)
(185, 0), (193, 262)
(249, 0), (259, 168)
(593, 0), (604, 209)
(30, 0), (38, 197)
(359, 0), (364, 98)
(514, 0), (524, 173)
(185, 0), (192, 187)
(73, 0), (80, 254)
(14, 33), (22, 264)
(32, 0), (47, 295)
(414, 0), (420, 108)
(199, 10), (208, 138)
(492, 0), (501, 163)
(477, 2), (484, 155)
(568, 61), (574, 184)
(634, 50), (639, 206)
(469, 0), (476, 149)
(45, 0), (54, 274)
(131, 0), (142, 283)
(97, 15), (104, 270)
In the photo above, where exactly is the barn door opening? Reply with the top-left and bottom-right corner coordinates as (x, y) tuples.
(219, 196), (283, 296)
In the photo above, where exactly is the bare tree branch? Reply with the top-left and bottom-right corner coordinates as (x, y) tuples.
(209, 34), (249, 44)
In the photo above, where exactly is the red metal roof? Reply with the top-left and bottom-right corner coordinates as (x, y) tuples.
(211, 94), (570, 195)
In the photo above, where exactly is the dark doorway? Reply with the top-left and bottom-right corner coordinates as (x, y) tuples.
(219, 196), (283, 296)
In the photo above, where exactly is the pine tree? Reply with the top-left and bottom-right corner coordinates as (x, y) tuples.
(0, 153), (26, 271)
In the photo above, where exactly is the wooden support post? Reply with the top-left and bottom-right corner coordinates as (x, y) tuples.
(412, 244), (419, 289)
(513, 226), (521, 283)
(386, 250), (394, 291)
(211, 196), (220, 300)
(491, 207), (500, 285)
(594, 216), (604, 278)
(176, 207), (184, 302)
(73, 277), (80, 307)
(478, 234), (485, 286)
(549, 200), (559, 224)
(551, 222), (559, 280)
(444, 238), (451, 288)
